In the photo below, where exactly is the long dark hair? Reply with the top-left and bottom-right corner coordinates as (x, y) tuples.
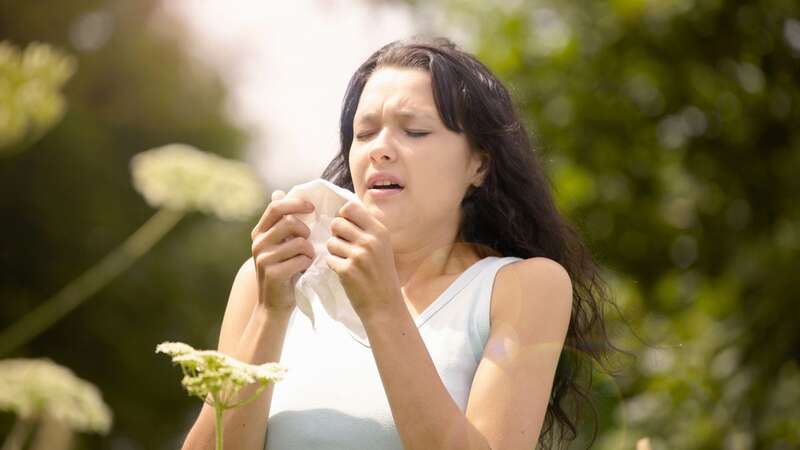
(321, 36), (626, 450)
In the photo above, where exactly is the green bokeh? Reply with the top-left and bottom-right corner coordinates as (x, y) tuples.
(417, 0), (800, 447)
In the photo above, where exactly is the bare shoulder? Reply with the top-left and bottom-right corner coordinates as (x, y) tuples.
(216, 257), (259, 354)
(490, 256), (573, 332)
(235, 255), (258, 284)
(467, 257), (574, 449)
(230, 256), (259, 302)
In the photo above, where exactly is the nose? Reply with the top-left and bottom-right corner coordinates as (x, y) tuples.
(367, 128), (396, 163)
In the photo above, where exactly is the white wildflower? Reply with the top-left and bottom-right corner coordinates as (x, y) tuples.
(155, 341), (196, 357)
(0, 40), (76, 152)
(0, 358), (112, 434)
(156, 341), (286, 408)
(19, 42), (76, 86)
(130, 143), (266, 221)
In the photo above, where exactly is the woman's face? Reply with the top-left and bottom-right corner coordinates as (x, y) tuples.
(349, 66), (486, 243)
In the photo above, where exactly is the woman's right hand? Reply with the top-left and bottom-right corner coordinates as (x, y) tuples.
(250, 190), (316, 313)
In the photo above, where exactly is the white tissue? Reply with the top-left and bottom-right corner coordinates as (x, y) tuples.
(283, 178), (368, 342)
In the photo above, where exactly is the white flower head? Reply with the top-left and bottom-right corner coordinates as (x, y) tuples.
(0, 40), (76, 152)
(156, 341), (287, 408)
(19, 41), (77, 86)
(0, 358), (112, 434)
(130, 143), (266, 221)
(155, 341), (196, 357)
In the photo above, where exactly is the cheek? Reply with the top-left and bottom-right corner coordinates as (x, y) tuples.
(348, 149), (365, 188)
(427, 152), (469, 189)
(409, 164), (465, 210)
(348, 147), (358, 172)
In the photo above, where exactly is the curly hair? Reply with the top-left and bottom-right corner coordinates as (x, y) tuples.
(320, 35), (627, 449)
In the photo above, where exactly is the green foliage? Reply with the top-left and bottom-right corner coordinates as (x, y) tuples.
(3, 0), (798, 448)
(425, 0), (800, 448)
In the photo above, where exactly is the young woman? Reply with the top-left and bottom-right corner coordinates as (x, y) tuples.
(181, 36), (617, 450)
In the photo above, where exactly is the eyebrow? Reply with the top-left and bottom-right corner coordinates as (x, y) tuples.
(355, 109), (437, 125)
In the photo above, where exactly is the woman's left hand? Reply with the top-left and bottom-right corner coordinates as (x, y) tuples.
(325, 200), (403, 320)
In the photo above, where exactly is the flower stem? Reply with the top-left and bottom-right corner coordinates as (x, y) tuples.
(227, 384), (270, 409)
(1, 416), (33, 450)
(214, 401), (224, 450)
(0, 208), (185, 356)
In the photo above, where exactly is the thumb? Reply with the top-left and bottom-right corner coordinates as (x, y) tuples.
(272, 190), (285, 201)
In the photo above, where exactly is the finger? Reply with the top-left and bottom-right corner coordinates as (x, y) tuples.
(337, 201), (371, 234)
(253, 191), (314, 236)
(281, 253), (314, 278)
(252, 215), (312, 253)
(253, 190), (285, 237)
(255, 190), (290, 233)
(256, 252), (312, 281)
(264, 190), (289, 234)
(261, 235), (315, 265)
(330, 216), (360, 243)
(271, 210), (313, 243)
(254, 190), (285, 235)
(326, 252), (344, 273)
(326, 234), (352, 258)
(254, 241), (314, 283)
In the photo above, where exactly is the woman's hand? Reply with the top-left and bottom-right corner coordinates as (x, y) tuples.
(325, 201), (403, 320)
(250, 190), (316, 313)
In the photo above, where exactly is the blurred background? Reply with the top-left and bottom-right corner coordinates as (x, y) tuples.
(1, 0), (798, 449)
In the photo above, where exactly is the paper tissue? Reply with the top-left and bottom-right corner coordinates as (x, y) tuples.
(283, 178), (368, 342)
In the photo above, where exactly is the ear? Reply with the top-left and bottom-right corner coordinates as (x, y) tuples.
(469, 151), (490, 187)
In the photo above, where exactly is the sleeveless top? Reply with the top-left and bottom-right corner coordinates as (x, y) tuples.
(264, 255), (523, 450)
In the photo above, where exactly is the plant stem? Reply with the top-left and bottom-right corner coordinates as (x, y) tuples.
(214, 402), (224, 450)
(1, 416), (33, 450)
(0, 208), (185, 356)
(228, 384), (270, 409)
(30, 413), (73, 450)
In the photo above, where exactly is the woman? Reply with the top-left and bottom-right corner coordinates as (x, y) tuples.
(181, 36), (617, 450)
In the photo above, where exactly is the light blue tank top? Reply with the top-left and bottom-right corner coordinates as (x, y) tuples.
(265, 255), (523, 450)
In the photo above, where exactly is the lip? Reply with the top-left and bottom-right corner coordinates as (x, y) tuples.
(366, 172), (405, 190)
(367, 187), (404, 200)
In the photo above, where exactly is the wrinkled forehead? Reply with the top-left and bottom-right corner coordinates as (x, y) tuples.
(354, 102), (439, 126)
(354, 67), (439, 123)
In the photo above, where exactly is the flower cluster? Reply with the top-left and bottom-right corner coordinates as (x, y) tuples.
(0, 41), (77, 152)
(156, 341), (287, 408)
(131, 143), (266, 221)
(0, 358), (112, 434)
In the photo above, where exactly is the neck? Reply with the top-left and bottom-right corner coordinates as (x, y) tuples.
(392, 238), (480, 294)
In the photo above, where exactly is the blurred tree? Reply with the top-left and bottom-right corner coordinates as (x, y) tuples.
(0, 1), (257, 449)
(396, 0), (800, 448)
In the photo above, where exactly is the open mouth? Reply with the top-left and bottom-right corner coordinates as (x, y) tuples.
(369, 184), (404, 191)
(367, 184), (405, 198)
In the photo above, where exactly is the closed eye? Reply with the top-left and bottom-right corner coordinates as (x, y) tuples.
(406, 130), (430, 138)
(355, 130), (430, 140)
(355, 131), (376, 140)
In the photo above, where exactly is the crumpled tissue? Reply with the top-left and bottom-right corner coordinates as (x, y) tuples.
(283, 178), (368, 342)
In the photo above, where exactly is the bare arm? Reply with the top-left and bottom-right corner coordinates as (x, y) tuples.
(359, 258), (572, 450)
(180, 189), (315, 450)
(180, 257), (292, 450)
